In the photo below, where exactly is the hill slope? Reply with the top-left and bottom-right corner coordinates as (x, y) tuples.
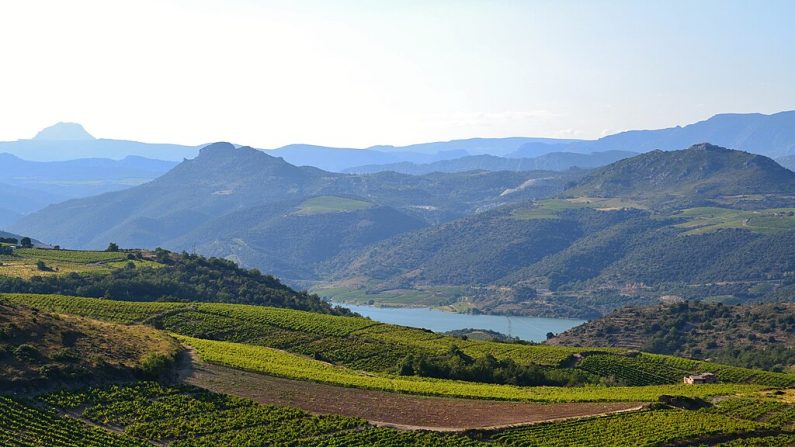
(548, 302), (795, 372)
(0, 299), (180, 389)
(322, 145), (795, 317)
(511, 110), (795, 159)
(565, 143), (795, 202)
(0, 154), (176, 217)
(13, 143), (574, 281)
(344, 151), (636, 175)
(0, 247), (346, 314)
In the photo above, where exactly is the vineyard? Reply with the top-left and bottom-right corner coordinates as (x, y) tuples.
(5, 293), (794, 390)
(36, 382), (484, 447)
(488, 389), (795, 446)
(0, 294), (612, 370)
(0, 279), (794, 445)
(0, 395), (150, 447)
(5, 382), (791, 447)
(489, 409), (770, 446)
(13, 248), (131, 263)
(179, 335), (765, 402)
(0, 248), (158, 279)
(2, 293), (189, 324)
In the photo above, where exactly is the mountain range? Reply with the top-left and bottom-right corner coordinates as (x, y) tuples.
(0, 152), (177, 224)
(320, 144), (795, 317)
(5, 111), (795, 173)
(509, 110), (795, 159)
(12, 141), (795, 318)
(12, 142), (576, 282)
(343, 151), (637, 175)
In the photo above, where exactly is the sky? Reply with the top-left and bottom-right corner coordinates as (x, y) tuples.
(1, 0), (794, 148)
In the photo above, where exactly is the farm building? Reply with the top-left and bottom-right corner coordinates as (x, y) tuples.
(683, 373), (717, 384)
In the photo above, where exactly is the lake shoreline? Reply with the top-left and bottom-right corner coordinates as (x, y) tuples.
(331, 301), (587, 343)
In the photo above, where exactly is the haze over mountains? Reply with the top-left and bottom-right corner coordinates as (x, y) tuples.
(4, 111), (795, 172)
(1, 122), (198, 161)
(344, 151), (638, 175)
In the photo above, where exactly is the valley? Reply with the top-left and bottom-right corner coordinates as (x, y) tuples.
(0, 242), (793, 445)
(5, 2), (795, 445)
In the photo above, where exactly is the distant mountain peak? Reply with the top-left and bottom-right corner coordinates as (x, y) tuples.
(687, 142), (730, 152)
(33, 122), (95, 141)
(198, 141), (237, 155)
(565, 142), (795, 201)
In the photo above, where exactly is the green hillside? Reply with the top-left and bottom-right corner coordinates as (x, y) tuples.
(321, 145), (795, 317)
(6, 293), (794, 390)
(549, 302), (795, 371)
(0, 247), (347, 315)
(2, 291), (794, 446)
(12, 143), (574, 282)
(0, 299), (179, 389)
(564, 143), (795, 204)
(295, 195), (374, 214)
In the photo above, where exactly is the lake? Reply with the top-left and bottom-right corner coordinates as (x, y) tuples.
(334, 303), (587, 342)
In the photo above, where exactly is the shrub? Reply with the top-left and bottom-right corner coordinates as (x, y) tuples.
(14, 343), (40, 361)
(139, 352), (174, 379)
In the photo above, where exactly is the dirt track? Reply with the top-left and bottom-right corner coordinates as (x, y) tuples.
(180, 353), (643, 431)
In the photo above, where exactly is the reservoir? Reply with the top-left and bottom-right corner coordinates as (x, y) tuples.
(334, 303), (587, 343)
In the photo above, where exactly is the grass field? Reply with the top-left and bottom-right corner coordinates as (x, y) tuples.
(295, 195), (374, 215)
(0, 248), (160, 278)
(511, 198), (646, 220)
(674, 207), (795, 235)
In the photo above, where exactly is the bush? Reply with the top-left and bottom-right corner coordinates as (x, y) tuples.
(139, 352), (174, 379)
(14, 343), (40, 361)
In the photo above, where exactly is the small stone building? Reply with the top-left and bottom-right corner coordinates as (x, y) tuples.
(683, 372), (717, 384)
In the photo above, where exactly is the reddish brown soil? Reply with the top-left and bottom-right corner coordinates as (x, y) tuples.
(181, 356), (643, 431)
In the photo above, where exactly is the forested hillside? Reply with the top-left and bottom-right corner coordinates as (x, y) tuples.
(548, 302), (795, 372)
(13, 143), (577, 282)
(0, 247), (347, 315)
(321, 145), (795, 317)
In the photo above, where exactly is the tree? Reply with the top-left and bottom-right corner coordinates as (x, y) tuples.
(20, 237), (32, 248)
(106, 242), (120, 252)
(35, 260), (48, 271)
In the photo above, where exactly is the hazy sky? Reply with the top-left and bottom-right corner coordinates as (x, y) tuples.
(1, 0), (794, 148)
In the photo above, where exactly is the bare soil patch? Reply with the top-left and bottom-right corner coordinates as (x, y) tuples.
(180, 352), (642, 431)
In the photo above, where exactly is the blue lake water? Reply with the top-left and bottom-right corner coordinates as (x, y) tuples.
(334, 303), (587, 343)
